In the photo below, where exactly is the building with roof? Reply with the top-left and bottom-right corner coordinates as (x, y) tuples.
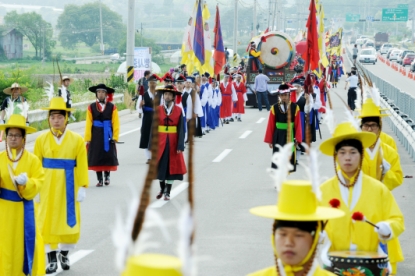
(0, 27), (23, 59)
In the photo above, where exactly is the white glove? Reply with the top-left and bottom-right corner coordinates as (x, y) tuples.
(375, 221), (392, 240)
(77, 187), (86, 202)
(34, 193), (40, 203)
(0, 120), (4, 125)
(382, 159), (391, 175)
(15, 173), (28, 185)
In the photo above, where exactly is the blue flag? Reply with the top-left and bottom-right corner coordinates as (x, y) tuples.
(193, 0), (205, 64)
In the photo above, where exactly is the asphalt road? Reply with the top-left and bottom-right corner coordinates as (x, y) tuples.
(3, 72), (415, 274)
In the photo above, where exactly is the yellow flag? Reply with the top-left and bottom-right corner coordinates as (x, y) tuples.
(202, 3), (210, 21)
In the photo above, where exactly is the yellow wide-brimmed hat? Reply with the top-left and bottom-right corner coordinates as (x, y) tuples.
(41, 97), (74, 112)
(3, 83), (28, 95)
(319, 122), (377, 156)
(122, 254), (182, 276)
(358, 98), (389, 118)
(250, 180), (344, 221)
(0, 114), (36, 134)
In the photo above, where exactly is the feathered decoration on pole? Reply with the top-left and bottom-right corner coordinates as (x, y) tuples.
(44, 81), (55, 101)
(351, 211), (379, 229)
(369, 83), (381, 107)
(334, 92), (360, 131)
(354, 87), (362, 111)
(60, 85), (68, 103)
(5, 98), (14, 121)
(298, 145), (322, 201)
(267, 143), (294, 191)
(322, 89), (335, 135)
(177, 82), (197, 276)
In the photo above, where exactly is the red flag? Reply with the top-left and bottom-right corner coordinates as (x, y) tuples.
(213, 5), (225, 75)
(303, 0), (319, 72)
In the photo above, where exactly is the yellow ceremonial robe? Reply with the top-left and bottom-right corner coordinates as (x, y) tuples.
(0, 150), (45, 275)
(248, 264), (335, 276)
(362, 140), (403, 190)
(34, 130), (89, 248)
(320, 173), (404, 274)
(380, 132), (397, 151)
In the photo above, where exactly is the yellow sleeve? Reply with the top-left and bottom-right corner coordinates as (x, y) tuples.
(19, 154), (44, 200)
(382, 144), (403, 190)
(247, 266), (276, 276)
(84, 107), (93, 142)
(382, 186), (405, 238)
(250, 49), (261, 58)
(33, 135), (43, 160)
(75, 136), (89, 188)
(112, 106), (120, 142)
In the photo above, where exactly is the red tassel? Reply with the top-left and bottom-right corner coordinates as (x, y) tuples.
(175, 94), (182, 105)
(261, 36), (266, 43)
(139, 85), (144, 96)
(107, 93), (114, 102)
(352, 211), (364, 221)
(329, 198), (340, 208)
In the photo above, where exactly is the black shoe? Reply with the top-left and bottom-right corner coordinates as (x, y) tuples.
(164, 193), (170, 201)
(230, 118), (234, 122)
(96, 180), (103, 187)
(104, 177), (110, 186)
(59, 251), (70, 270)
(237, 118), (242, 122)
(46, 252), (58, 274)
(225, 120), (229, 124)
(206, 129), (210, 133)
(156, 190), (164, 199)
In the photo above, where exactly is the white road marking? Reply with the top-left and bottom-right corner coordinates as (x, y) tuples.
(119, 127), (141, 137)
(256, 117), (265, 124)
(149, 182), (189, 208)
(212, 149), (232, 162)
(239, 130), (252, 139)
(51, 250), (94, 275)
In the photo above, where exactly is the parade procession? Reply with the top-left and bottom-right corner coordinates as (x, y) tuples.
(0, 0), (415, 275)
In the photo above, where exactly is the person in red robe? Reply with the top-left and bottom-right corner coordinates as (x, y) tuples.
(219, 74), (238, 124)
(318, 75), (328, 114)
(155, 85), (187, 201)
(232, 74), (247, 122)
(264, 84), (302, 172)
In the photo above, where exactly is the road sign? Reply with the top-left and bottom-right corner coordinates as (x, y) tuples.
(346, 13), (360, 22)
(397, 4), (408, 9)
(382, 8), (408, 22)
(366, 16), (373, 22)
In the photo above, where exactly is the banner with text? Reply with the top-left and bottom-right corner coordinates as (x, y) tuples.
(134, 47), (152, 81)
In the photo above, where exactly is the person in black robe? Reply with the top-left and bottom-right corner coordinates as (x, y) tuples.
(139, 74), (161, 163)
(85, 84), (119, 186)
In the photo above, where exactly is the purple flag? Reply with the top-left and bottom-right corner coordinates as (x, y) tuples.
(193, 0), (205, 64)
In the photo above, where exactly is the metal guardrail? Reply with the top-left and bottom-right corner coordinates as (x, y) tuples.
(345, 47), (415, 161)
(28, 94), (124, 123)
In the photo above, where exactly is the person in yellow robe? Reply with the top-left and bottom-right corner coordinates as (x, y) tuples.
(319, 121), (405, 275)
(0, 114), (45, 276)
(248, 178), (344, 276)
(359, 99), (403, 190)
(34, 97), (89, 274)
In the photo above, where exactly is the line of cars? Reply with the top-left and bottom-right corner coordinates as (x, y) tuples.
(380, 43), (415, 72)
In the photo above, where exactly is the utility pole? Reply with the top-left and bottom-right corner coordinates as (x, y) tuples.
(233, 0), (238, 56)
(141, 22), (143, 46)
(412, 8), (415, 43)
(126, 0), (135, 82)
(272, 0), (277, 31)
(253, 0), (257, 37)
(267, 0), (271, 28)
(99, 0), (104, 54)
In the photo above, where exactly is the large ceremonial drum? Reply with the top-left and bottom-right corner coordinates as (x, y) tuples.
(257, 31), (296, 69)
(325, 251), (390, 276)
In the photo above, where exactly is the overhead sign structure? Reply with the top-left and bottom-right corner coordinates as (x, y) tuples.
(346, 13), (360, 22)
(382, 8), (408, 22)
(133, 47), (152, 81)
(366, 16), (373, 22)
(397, 4), (408, 9)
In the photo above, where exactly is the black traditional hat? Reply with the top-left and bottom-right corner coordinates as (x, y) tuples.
(156, 85), (182, 96)
(175, 74), (187, 83)
(148, 74), (161, 82)
(88, 83), (115, 94)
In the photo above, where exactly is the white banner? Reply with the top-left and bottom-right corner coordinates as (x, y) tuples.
(133, 47), (152, 81)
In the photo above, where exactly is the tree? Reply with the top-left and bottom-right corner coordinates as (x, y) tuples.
(4, 11), (55, 58)
(57, 2), (126, 49)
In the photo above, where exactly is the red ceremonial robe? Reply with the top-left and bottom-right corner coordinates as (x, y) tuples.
(233, 81), (246, 114)
(318, 80), (327, 113)
(157, 105), (187, 176)
(220, 82), (233, 118)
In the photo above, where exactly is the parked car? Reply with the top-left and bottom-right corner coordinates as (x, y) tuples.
(355, 38), (365, 46)
(359, 48), (377, 64)
(362, 41), (375, 49)
(380, 43), (393, 55)
(386, 48), (397, 59)
(388, 49), (402, 61)
(402, 53), (415, 66)
(397, 50), (415, 64)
